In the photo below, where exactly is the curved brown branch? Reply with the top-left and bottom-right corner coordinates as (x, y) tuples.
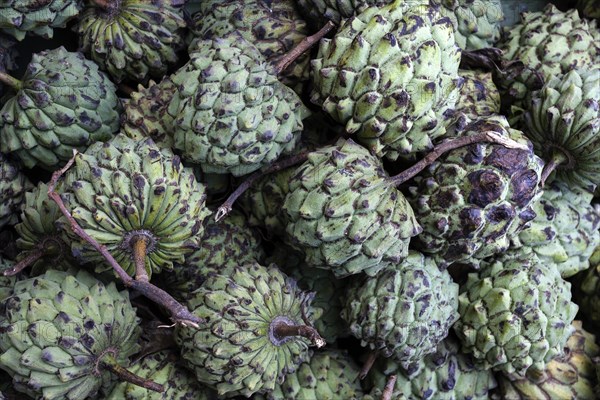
(387, 131), (528, 187)
(47, 151), (203, 328)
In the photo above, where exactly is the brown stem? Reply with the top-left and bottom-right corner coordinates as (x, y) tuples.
(3, 249), (44, 276)
(0, 71), (21, 90)
(540, 151), (568, 187)
(132, 236), (149, 282)
(359, 351), (378, 380)
(101, 353), (163, 393)
(47, 151), (203, 328)
(270, 318), (326, 348)
(381, 374), (397, 400)
(275, 21), (335, 75)
(215, 150), (311, 222)
(387, 131), (528, 187)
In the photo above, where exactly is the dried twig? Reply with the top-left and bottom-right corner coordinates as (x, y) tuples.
(381, 374), (397, 400)
(47, 151), (203, 328)
(215, 150), (311, 222)
(387, 131), (528, 187)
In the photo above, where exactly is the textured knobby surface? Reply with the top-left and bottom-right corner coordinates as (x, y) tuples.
(75, 0), (186, 83)
(256, 349), (364, 400)
(365, 336), (497, 400)
(311, 0), (461, 160)
(0, 47), (121, 170)
(296, 0), (393, 26)
(168, 33), (306, 176)
(15, 182), (72, 272)
(160, 210), (265, 302)
(342, 251), (459, 366)
(498, 321), (599, 400)
(174, 263), (316, 397)
(0, 0), (80, 40)
(454, 251), (579, 378)
(0, 269), (141, 400)
(283, 139), (421, 278)
(189, 0), (309, 91)
(239, 166), (295, 238)
(58, 134), (210, 278)
(0, 152), (31, 229)
(513, 181), (600, 278)
(0, 256), (17, 302)
(498, 4), (600, 103)
(268, 244), (349, 343)
(525, 68), (600, 191)
(121, 78), (178, 149)
(454, 69), (501, 118)
(439, 0), (504, 51)
(105, 350), (214, 400)
(407, 115), (543, 269)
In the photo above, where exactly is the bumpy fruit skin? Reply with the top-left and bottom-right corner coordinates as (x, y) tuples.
(407, 115), (543, 269)
(454, 250), (579, 378)
(105, 350), (215, 400)
(0, 257), (17, 302)
(524, 68), (600, 191)
(174, 263), (318, 397)
(513, 181), (600, 278)
(282, 139), (421, 278)
(0, 0), (80, 40)
(572, 246), (600, 332)
(296, 0), (392, 26)
(311, 0), (462, 161)
(0, 269), (141, 400)
(268, 244), (349, 343)
(189, 0), (309, 92)
(15, 182), (72, 274)
(365, 336), (497, 400)
(168, 33), (306, 176)
(454, 69), (501, 118)
(256, 349), (364, 400)
(0, 152), (31, 229)
(239, 166), (295, 238)
(497, 321), (599, 400)
(121, 78), (177, 149)
(497, 4), (600, 103)
(57, 134), (210, 278)
(75, 0), (186, 83)
(342, 251), (459, 367)
(439, 0), (503, 51)
(159, 210), (265, 302)
(0, 47), (121, 170)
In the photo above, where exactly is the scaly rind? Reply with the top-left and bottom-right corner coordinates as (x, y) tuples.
(0, 269), (141, 400)
(282, 138), (421, 278)
(0, 47), (120, 170)
(57, 134), (210, 278)
(174, 263), (317, 397)
(341, 250), (459, 367)
(0, 0), (80, 41)
(524, 68), (600, 191)
(514, 180), (600, 278)
(311, 0), (462, 161)
(0, 152), (31, 229)
(453, 250), (579, 378)
(168, 33), (305, 176)
(75, 0), (186, 83)
(497, 321), (599, 400)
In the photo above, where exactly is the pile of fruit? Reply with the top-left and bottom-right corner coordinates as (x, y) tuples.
(0, 0), (598, 399)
